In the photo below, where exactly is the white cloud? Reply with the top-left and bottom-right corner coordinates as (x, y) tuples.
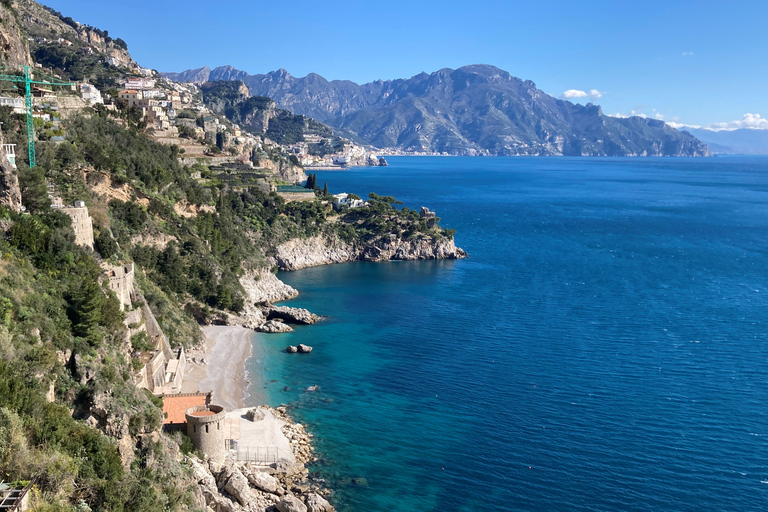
(668, 113), (768, 132)
(562, 89), (605, 101)
(682, 51), (694, 57)
(562, 89), (588, 99)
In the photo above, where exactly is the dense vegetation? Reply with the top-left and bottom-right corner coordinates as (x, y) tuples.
(0, 206), (194, 511)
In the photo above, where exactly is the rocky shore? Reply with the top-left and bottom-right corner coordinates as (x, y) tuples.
(187, 406), (334, 512)
(274, 234), (467, 271)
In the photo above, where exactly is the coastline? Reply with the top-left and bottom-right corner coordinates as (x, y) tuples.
(182, 325), (256, 410)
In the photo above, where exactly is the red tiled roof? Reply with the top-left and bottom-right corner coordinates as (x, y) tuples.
(162, 393), (209, 425)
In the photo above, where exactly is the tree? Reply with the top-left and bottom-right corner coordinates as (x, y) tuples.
(18, 164), (50, 213)
(323, 182), (329, 196)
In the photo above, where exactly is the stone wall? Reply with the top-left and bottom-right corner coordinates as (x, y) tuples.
(59, 205), (94, 249)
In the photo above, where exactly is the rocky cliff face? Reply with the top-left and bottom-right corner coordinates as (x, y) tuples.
(274, 234), (467, 271)
(0, 3), (32, 66)
(0, 134), (22, 212)
(253, 155), (306, 183)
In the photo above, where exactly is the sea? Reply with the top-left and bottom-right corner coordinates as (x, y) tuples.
(245, 156), (768, 511)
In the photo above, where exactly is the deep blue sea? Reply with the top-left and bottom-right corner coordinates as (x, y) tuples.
(246, 156), (768, 511)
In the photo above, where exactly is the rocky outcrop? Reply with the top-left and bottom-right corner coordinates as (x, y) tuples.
(0, 3), (32, 66)
(274, 236), (357, 270)
(262, 305), (319, 325)
(297, 344), (312, 354)
(275, 234), (467, 271)
(256, 320), (294, 333)
(253, 156), (306, 183)
(236, 269), (299, 330)
(0, 134), (22, 212)
(277, 495), (307, 512)
(286, 346), (298, 354)
(305, 493), (333, 512)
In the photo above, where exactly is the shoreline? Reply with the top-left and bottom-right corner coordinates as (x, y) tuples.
(182, 325), (255, 410)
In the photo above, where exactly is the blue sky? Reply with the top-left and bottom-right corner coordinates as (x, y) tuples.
(45, 0), (768, 129)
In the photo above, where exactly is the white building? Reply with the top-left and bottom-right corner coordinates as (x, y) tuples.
(0, 96), (25, 114)
(122, 78), (156, 90)
(80, 83), (103, 105)
(333, 193), (367, 209)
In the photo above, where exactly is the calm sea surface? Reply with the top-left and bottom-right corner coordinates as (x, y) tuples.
(246, 156), (768, 511)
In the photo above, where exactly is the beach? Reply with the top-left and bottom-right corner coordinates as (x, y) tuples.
(182, 325), (254, 410)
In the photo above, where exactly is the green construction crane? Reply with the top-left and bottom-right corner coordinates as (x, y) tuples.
(0, 65), (75, 167)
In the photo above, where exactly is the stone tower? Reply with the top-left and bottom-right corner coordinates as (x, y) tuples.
(186, 404), (226, 461)
(60, 201), (94, 249)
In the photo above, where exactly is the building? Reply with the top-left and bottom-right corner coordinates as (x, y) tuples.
(0, 96), (25, 114)
(80, 83), (103, 105)
(186, 404), (227, 462)
(333, 193), (367, 209)
(122, 77), (155, 90)
(59, 201), (94, 249)
(3, 144), (15, 168)
(106, 263), (134, 311)
(162, 393), (210, 431)
(118, 89), (142, 107)
(141, 89), (164, 99)
(420, 206), (437, 228)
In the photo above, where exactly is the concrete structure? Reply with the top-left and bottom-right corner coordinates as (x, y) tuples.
(0, 480), (32, 511)
(186, 404), (226, 461)
(80, 83), (103, 105)
(0, 96), (25, 114)
(420, 206), (437, 228)
(224, 407), (295, 465)
(106, 263), (134, 310)
(2, 145), (15, 168)
(59, 202), (94, 249)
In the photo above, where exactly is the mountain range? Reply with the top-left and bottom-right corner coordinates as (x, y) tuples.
(681, 128), (768, 154)
(163, 64), (711, 157)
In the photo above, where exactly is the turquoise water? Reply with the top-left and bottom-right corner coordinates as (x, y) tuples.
(246, 156), (768, 511)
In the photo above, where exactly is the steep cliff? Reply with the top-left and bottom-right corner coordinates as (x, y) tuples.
(0, 2), (32, 66)
(274, 234), (467, 271)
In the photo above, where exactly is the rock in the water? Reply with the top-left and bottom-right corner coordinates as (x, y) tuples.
(276, 495), (308, 512)
(264, 305), (320, 325)
(256, 319), (294, 333)
(305, 492), (334, 512)
(305, 385), (318, 392)
(222, 468), (251, 506)
(246, 470), (280, 494)
(286, 345), (298, 354)
(378, 156), (389, 166)
(297, 344), (313, 353)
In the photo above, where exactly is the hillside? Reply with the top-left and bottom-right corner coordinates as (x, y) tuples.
(200, 80), (335, 148)
(163, 64), (711, 156)
(0, 3), (464, 510)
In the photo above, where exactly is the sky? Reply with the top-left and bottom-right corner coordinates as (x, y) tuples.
(44, 0), (768, 130)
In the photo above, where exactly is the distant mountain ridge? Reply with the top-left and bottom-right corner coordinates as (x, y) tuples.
(163, 64), (711, 157)
(682, 128), (768, 154)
